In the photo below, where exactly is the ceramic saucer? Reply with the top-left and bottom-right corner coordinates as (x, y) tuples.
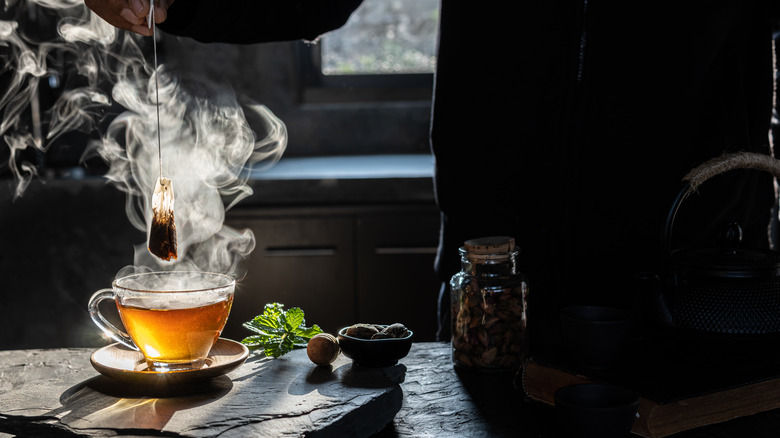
(90, 338), (249, 385)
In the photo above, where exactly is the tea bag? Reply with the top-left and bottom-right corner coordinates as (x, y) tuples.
(146, 6), (177, 261)
(149, 176), (177, 260)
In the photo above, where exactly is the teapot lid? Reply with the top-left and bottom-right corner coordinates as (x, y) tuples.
(670, 247), (780, 279)
(670, 222), (780, 279)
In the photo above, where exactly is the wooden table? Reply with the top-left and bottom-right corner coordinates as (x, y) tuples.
(2, 342), (780, 437)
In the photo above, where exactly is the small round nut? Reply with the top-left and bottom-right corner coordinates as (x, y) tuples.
(307, 333), (340, 366)
(346, 323), (379, 339)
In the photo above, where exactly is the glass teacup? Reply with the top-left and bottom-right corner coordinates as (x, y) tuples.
(89, 271), (235, 372)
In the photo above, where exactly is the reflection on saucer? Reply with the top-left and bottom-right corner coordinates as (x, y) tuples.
(90, 338), (249, 386)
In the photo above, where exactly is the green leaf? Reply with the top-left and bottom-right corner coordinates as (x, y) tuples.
(295, 324), (323, 339)
(284, 307), (304, 332)
(247, 315), (279, 332)
(240, 335), (265, 347)
(240, 303), (323, 358)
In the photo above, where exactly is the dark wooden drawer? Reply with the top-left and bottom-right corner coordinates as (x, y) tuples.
(223, 216), (355, 339)
(356, 213), (440, 342)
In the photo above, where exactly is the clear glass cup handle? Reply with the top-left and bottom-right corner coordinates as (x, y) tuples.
(88, 288), (137, 351)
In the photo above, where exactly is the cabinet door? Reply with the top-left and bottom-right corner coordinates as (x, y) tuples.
(223, 216), (355, 340)
(356, 212), (440, 341)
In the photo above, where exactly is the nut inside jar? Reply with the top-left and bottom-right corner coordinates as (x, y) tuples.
(450, 236), (529, 372)
(452, 283), (528, 369)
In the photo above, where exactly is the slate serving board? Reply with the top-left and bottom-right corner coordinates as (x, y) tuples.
(0, 346), (404, 437)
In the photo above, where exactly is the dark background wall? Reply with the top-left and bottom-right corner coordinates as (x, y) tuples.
(0, 179), (141, 349)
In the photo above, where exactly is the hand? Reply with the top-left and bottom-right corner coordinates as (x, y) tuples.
(84, 0), (175, 36)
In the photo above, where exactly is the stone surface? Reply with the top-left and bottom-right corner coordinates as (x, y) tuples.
(0, 342), (557, 438)
(5, 342), (780, 437)
(386, 343), (551, 438)
(0, 346), (404, 437)
(390, 345), (780, 438)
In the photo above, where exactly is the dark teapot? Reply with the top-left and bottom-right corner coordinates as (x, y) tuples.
(641, 152), (780, 337)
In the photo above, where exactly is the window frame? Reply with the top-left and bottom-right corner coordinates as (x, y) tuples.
(295, 41), (435, 105)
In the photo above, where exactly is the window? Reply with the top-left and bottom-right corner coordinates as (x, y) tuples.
(299, 0), (439, 104)
(320, 0), (439, 75)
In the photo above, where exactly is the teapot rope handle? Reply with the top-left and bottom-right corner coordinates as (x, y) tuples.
(663, 152), (780, 257)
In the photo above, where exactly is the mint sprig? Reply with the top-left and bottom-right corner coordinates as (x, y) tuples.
(241, 303), (323, 358)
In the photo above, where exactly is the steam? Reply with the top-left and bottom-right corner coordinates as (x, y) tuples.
(95, 67), (287, 277)
(1, 1), (287, 278)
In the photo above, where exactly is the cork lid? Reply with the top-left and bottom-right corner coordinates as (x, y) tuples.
(463, 236), (516, 255)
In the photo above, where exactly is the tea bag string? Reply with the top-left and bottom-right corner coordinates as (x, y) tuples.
(148, 3), (162, 180)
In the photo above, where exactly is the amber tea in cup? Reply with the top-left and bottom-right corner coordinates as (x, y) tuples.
(89, 271), (235, 372)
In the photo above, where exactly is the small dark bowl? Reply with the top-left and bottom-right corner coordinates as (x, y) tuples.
(560, 306), (632, 370)
(337, 325), (414, 367)
(554, 383), (639, 438)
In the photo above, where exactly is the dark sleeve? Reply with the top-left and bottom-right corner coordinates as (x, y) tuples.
(158, 0), (364, 44)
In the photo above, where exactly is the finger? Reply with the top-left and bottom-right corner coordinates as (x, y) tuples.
(153, 0), (174, 23)
(129, 0), (148, 18)
(120, 8), (144, 25)
(129, 23), (154, 36)
(153, 5), (165, 23)
(84, 0), (138, 27)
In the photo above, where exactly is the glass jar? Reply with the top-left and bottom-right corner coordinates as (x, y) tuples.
(450, 236), (529, 372)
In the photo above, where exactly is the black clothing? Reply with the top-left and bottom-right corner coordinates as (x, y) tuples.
(433, 1), (779, 344)
(160, 0), (363, 44)
(161, 1), (780, 347)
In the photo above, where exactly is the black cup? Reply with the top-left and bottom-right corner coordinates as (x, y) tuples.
(554, 383), (639, 438)
(560, 306), (632, 370)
